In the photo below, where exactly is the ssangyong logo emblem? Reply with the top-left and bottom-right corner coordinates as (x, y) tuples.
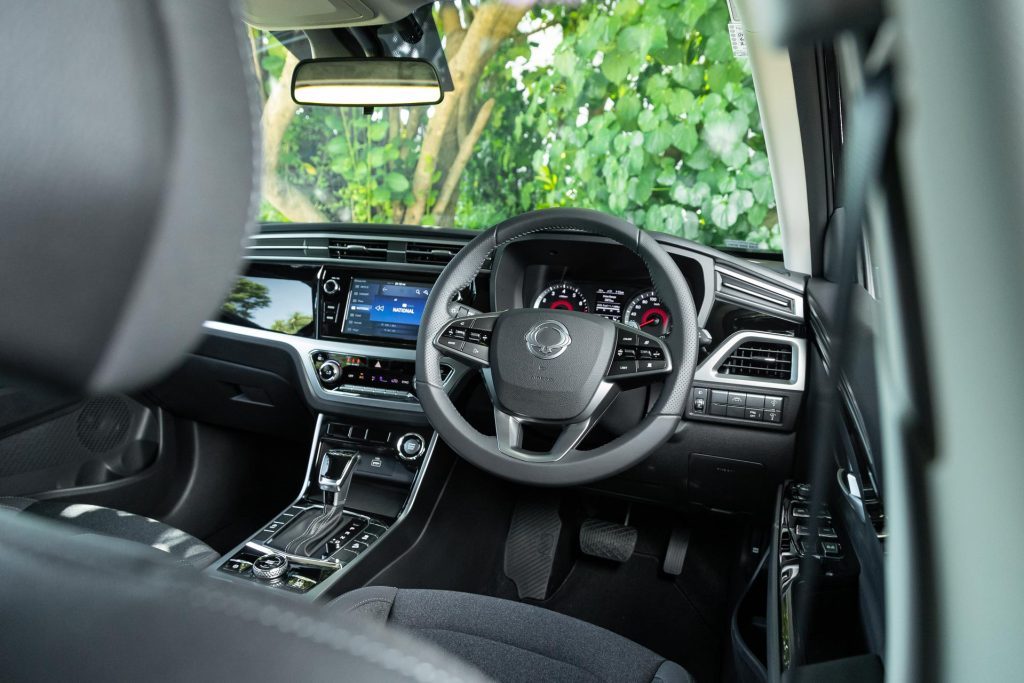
(525, 320), (572, 360)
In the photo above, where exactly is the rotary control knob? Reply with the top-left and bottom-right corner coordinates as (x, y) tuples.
(323, 279), (341, 295)
(251, 553), (288, 581)
(396, 433), (426, 461)
(318, 359), (341, 384)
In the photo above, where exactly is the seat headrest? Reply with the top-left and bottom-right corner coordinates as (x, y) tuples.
(0, 1), (257, 393)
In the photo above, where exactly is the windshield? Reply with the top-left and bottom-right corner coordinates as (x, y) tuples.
(251, 0), (781, 254)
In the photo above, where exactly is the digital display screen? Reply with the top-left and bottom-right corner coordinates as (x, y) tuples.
(594, 288), (626, 320)
(341, 279), (431, 341)
(221, 275), (315, 336)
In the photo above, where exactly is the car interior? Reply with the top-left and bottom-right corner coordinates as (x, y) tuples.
(1, 0), (1021, 681)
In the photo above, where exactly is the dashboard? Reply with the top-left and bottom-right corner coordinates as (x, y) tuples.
(172, 221), (809, 511)
(206, 225), (805, 427)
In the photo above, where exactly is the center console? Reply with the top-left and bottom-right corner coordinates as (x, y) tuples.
(209, 414), (433, 598)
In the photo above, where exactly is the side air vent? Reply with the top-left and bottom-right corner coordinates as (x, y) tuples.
(406, 241), (460, 266)
(328, 238), (388, 262)
(718, 341), (794, 380)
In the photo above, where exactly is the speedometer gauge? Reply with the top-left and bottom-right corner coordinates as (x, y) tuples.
(623, 290), (670, 337)
(533, 283), (590, 313)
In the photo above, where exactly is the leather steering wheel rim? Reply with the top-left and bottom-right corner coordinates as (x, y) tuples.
(416, 208), (700, 486)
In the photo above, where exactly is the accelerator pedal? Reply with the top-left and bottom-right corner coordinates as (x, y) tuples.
(503, 495), (563, 600)
(662, 525), (690, 576)
(579, 519), (637, 563)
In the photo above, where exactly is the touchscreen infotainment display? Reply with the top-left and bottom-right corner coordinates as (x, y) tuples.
(341, 278), (431, 341)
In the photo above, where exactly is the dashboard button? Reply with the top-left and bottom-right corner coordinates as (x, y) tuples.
(764, 410), (782, 424)
(764, 396), (784, 411)
(692, 397), (706, 413)
(609, 360), (638, 376)
(727, 405), (746, 419)
(711, 390), (729, 405)
(745, 394), (765, 408)
(745, 408), (763, 421)
(727, 392), (747, 407)
(710, 402), (728, 416)
(693, 386), (708, 400)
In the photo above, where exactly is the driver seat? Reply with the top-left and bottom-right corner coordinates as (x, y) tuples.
(331, 586), (692, 683)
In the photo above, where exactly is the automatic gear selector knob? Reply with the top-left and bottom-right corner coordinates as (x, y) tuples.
(251, 553), (288, 581)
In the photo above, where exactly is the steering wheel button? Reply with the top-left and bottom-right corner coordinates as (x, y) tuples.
(441, 337), (465, 351)
(639, 360), (667, 372)
(637, 336), (657, 348)
(463, 342), (489, 360)
(609, 360), (638, 376)
(616, 347), (637, 360)
(616, 330), (638, 346)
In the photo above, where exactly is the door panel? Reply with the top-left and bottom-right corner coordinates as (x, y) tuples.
(0, 388), (166, 503)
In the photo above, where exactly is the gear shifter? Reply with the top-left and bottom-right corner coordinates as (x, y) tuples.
(319, 449), (359, 509)
(267, 449), (360, 558)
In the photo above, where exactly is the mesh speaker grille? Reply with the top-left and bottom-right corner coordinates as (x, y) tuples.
(76, 397), (131, 453)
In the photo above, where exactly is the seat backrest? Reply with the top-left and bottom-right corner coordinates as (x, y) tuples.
(0, 1), (256, 393)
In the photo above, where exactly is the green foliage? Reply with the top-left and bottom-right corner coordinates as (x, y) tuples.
(456, 0), (779, 251)
(259, 0), (780, 252)
(221, 277), (271, 320)
(270, 311), (314, 334)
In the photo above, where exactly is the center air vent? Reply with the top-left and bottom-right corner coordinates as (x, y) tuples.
(328, 238), (388, 262)
(718, 341), (794, 381)
(405, 241), (461, 266)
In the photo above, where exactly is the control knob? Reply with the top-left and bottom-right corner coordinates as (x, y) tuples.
(323, 279), (341, 295)
(318, 360), (341, 384)
(251, 553), (288, 581)
(396, 433), (426, 461)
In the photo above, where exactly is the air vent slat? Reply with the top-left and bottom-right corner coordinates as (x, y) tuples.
(328, 238), (388, 262)
(719, 341), (793, 380)
(406, 241), (460, 266)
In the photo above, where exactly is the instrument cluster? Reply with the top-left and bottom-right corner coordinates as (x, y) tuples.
(532, 282), (671, 337)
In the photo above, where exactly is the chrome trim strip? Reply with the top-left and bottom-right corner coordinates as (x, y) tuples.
(715, 265), (805, 322)
(693, 330), (806, 391)
(201, 321), (469, 413)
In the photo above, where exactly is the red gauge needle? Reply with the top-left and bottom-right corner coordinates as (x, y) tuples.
(640, 317), (661, 328)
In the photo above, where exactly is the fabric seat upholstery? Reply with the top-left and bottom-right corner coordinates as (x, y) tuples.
(0, 497), (218, 569)
(330, 587), (693, 683)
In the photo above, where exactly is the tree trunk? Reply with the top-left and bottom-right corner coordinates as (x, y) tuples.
(261, 53), (329, 222)
(402, 1), (528, 225)
(433, 97), (496, 218)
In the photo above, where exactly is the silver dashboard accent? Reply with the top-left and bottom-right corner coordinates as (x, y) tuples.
(715, 265), (805, 322)
(201, 320), (467, 413)
(693, 330), (806, 391)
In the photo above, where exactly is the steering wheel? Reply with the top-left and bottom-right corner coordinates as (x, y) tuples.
(416, 208), (699, 486)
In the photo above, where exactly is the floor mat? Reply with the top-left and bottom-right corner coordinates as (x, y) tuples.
(538, 556), (715, 681)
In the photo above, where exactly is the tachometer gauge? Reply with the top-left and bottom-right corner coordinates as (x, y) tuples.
(533, 283), (590, 313)
(623, 290), (670, 336)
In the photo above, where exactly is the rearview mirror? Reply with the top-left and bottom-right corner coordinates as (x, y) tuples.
(291, 58), (444, 107)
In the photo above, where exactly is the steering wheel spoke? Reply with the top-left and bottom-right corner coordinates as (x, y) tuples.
(433, 312), (502, 368)
(491, 381), (620, 462)
(605, 323), (673, 383)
